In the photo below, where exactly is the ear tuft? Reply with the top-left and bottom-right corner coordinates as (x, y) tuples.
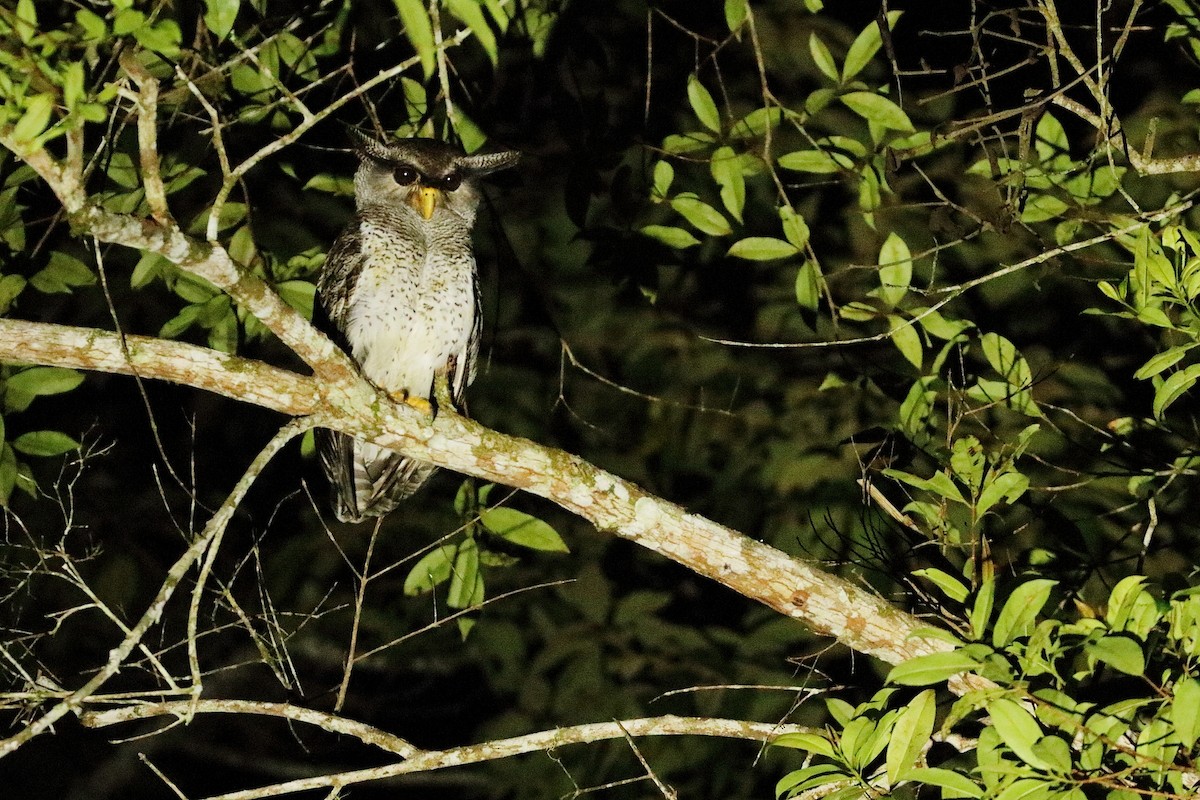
(456, 150), (520, 176)
(345, 126), (392, 162)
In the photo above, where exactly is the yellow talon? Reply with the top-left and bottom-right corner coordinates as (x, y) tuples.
(387, 389), (434, 416)
(405, 396), (434, 415)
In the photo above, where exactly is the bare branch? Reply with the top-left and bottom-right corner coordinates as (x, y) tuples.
(197, 715), (812, 800)
(0, 421), (308, 758)
(118, 51), (172, 224)
(80, 699), (419, 758)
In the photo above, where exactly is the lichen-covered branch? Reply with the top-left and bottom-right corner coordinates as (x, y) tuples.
(0, 314), (948, 668)
(0, 319), (317, 413)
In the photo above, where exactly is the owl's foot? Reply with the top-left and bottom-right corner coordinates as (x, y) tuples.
(389, 389), (435, 416)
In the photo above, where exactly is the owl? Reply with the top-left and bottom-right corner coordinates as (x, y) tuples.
(315, 132), (519, 522)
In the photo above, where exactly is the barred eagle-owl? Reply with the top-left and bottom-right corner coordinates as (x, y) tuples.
(316, 132), (519, 522)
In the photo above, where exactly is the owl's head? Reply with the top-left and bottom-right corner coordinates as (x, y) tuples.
(349, 130), (519, 223)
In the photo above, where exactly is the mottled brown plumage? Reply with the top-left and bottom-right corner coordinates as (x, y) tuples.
(316, 133), (518, 522)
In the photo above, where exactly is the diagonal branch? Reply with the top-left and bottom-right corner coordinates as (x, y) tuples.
(194, 714), (812, 800)
(0, 316), (948, 669)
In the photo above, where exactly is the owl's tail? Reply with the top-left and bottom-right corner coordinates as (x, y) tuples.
(316, 429), (436, 522)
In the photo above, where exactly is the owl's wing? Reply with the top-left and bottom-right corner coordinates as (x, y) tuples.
(446, 255), (483, 405)
(316, 223), (365, 332)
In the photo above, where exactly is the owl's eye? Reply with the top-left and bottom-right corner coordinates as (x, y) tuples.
(439, 173), (462, 191)
(392, 166), (418, 185)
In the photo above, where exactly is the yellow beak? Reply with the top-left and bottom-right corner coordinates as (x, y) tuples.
(410, 186), (441, 220)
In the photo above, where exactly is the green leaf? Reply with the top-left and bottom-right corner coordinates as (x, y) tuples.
(159, 304), (202, 339)
(76, 9), (107, 40)
(662, 132), (716, 154)
(651, 160), (674, 201)
(780, 206), (810, 250)
(778, 149), (843, 174)
(771, 731), (837, 758)
(882, 468), (965, 505)
(888, 316), (922, 369)
(203, 0), (240, 40)
(447, 0), (499, 65)
(687, 75), (721, 133)
(1105, 575), (1148, 630)
(0, 443), (16, 506)
(303, 174), (356, 196)
(12, 431), (79, 457)
(1154, 363), (1200, 418)
(840, 91), (914, 132)
(394, 0), (436, 78)
(993, 580), (1055, 647)
(724, 0), (748, 32)
(727, 237), (800, 261)
(993, 778), (1055, 800)
(902, 767), (983, 798)
(971, 579), (995, 640)
(671, 193), (731, 236)
(886, 689), (935, 784)
(1035, 112), (1069, 166)
(887, 650), (981, 686)
(981, 332), (1033, 388)
(13, 94), (54, 145)
(62, 62), (85, 112)
(134, 20), (182, 56)
(731, 107), (782, 138)
(914, 307), (973, 340)
(1135, 345), (1197, 380)
(844, 712), (893, 771)
(113, 8), (145, 35)
(976, 471), (1029, 517)
(809, 34), (839, 82)
(447, 539), (483, 608)
(1173, 678), (1200, 749)
(480, 507), (569, 552)
(404, 545), (458, 595)
(641, 225), (701, 249)
(30, 252), (96, 294)
(276, 280), (315, 320)
(15, 0), (36, 42)
(6, 367), (85, 399)
(877, 232), (912, 307)
(774, 764), (846, 799)
(710, 146), (745, 222)
(1085, 635), (1145, 676)
(1031, 735), (1072, 774)
(0, 274), (27, 314)
(449, 105), (488, 152)
(912, 568), (969, 603)
(987, 697), (1050, 770)
(794, 260), (821, 311)
(842, 11), (902, 81)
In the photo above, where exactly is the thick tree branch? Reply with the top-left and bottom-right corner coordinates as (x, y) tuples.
(0, 319), (318, 413)
(0, 316), (947, 668)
